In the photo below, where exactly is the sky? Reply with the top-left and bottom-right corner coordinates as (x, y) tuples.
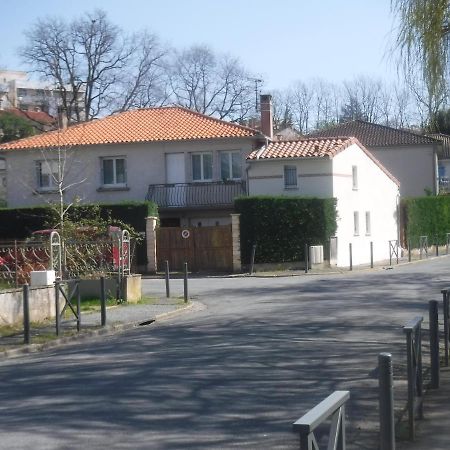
(0, 0), (400, 91)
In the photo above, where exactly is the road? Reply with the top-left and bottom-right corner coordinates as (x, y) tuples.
(0, 257), (448, 449)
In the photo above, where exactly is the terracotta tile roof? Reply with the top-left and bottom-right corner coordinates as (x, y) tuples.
(7, 108), (56, 126)
(310, 120), (437, 147)
(0, 106), (259, 151)
(247, 137), (355, 160)
(248, 136), (400, 186)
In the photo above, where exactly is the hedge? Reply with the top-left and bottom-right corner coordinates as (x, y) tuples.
(0, 201), (158, 267)
(402, 196), (450, 245)
(235, 196), (337, 264)
(0, 201), (157, 239)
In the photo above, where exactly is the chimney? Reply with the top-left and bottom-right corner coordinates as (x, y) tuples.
(260, 94), (273, 140)
(57, 106), (68, 130)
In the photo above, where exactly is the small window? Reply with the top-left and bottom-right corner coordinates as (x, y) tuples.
(0, 158), (5, 171)
(192, 152), (213, 181)
(353, 211), (360, 236)
(352, 165), (358, 190)
(220, 151), (242, 180)
(284, 165), (298, 188)
(101, 157), (127, 186)
(36, 160), (59, 190)
(365, 211), (371, 235)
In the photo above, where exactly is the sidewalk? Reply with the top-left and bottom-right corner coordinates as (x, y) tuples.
(397, 366), (450, 450)
(0, 297), (194, 359)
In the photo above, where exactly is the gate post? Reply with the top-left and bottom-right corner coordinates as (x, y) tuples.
(230, 214), (241, 273)
(146, 216), (158, 274)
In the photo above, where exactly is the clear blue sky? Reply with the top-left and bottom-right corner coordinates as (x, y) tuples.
(0, 0), (399, 90)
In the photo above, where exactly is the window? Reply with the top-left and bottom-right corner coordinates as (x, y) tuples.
(353, 211), (360, 236)
(36, 160), (59, 190)
(365, 211), (371, 235)
(284, 165), (298, 188)
(101, 157), (127, 186)
(352, 165), (358, 190)
(220, 151), (242, 180)
(192, 152), (212, 181)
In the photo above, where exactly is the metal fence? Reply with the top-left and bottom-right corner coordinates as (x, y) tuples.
(0, 231), (132, 286)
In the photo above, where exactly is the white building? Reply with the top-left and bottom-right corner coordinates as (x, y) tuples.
(247, 137), (400, 267)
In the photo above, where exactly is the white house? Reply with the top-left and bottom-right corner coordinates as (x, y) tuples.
(0, 107), (262, 227)
(311, 120), (439, 197)
(247, 136), (400, 267)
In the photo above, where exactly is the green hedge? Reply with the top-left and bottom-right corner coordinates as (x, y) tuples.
(235, 196), (337, 264)
(0, 201), (158, 266)
(0, 201), (157, 238)
(402, 196), (450, 245)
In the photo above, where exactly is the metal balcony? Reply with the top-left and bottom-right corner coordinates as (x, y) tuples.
(146, 181), (246, 209)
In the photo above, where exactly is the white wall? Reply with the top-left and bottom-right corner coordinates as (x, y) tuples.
(332, 144), (399, 267)
(370, 145), (436, 197)
(248, 158), (334, 197)
(247, 144), (399, 268)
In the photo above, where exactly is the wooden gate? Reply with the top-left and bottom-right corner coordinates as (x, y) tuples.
(156, 225), (233, 272)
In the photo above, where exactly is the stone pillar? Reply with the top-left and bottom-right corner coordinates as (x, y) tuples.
(231, 213), (241, 273)
(146, 216), (158, 273)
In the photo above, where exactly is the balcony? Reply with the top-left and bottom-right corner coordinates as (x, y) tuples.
(146, 181), (247, 209)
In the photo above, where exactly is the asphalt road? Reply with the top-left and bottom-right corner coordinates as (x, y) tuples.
(0, 257), (449, 449)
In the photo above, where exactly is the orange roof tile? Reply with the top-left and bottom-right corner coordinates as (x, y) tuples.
(247, 137), (355, 159)
(247, 136), (400, 185)
(0, 106), (259, 151)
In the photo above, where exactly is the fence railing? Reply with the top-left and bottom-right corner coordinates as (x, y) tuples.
(146, 180), (246, 208)
(0, 237), (133, 285)
(292, 390), (350, 449)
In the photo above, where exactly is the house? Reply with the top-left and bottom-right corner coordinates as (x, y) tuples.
(426, 133), (450, 193)
(247, 136), (400, 267)
(0, 107), (262, 226)
(0, 70), (84, 120)
(310, 120), (440, 197)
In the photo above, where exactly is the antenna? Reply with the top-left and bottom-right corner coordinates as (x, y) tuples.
(248, 77), (263, 112)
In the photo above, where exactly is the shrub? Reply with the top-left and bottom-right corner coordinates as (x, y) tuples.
(235, 196), (337, 264)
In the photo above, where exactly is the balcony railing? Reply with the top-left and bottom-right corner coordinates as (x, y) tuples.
(146, 180), (246, 208)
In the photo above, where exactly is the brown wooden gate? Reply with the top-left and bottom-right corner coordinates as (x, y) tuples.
(156, 225), (233, 272)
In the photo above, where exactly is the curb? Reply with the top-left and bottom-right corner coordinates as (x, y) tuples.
(0, 301), (196, 361)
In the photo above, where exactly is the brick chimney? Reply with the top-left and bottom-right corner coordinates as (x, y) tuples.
(57, 106), (68, 130)
(260, 94), (273, 140)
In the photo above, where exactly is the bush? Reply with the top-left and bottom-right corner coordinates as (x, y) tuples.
(402, 196), (450, 245)
(235, 196), (337, 264)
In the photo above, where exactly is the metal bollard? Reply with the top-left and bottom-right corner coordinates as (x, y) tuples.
(436, 236), (439, 257)
(23, 284), (30, 345)
(100, 276), (106, 327)
(250, 244), (257, 275)
(55, 281), (60, 336)
(370, 241), (374, 269)
(349, 243), (353, 271)
(379, 353), (396, 450)
(408, 239), (411, 263)
(76, 282), (81, 332)
(165, 260), (170, 298)
(183, 262), (188, 303)
(429, 300), (440, 389)
(304, 243), (309, 274)
(441, 289), (449, 366)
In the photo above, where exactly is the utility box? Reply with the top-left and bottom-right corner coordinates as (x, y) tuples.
(309, 245), (324, 265)
(30, 270), (56, 287)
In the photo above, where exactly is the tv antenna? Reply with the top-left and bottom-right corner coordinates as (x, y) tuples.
(248, 77), (263, 112)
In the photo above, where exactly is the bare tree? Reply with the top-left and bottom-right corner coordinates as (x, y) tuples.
(108, 31), (169, 112)
(21, 10), (167, 122)
(341, 76), (382, 123)
(290, 81), (314, 134)
(168, 45), (256, 122)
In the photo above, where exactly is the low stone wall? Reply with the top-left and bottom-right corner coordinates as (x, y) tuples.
(78, 275), (142, 303)
(0, 285), (60, 325)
